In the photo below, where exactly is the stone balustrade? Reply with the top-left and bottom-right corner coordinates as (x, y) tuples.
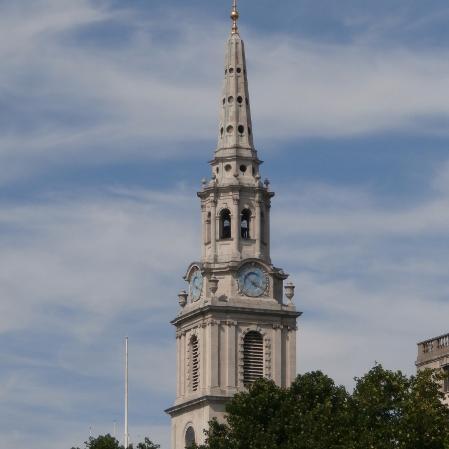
(417, 332), (449, 366)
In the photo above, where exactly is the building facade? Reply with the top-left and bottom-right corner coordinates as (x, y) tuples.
(165, 4), (301, 448)
(416, 333), (449, 405)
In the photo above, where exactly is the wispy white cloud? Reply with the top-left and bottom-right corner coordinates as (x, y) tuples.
(2, 1), (449, 447)
(272, 161), (449, 387)
(1, 159), (448, 446)
(274, 169), (449, 236)
(0, 188), (198, 335)
(0, 187), (195, 448)
(1, 0), (449, 184)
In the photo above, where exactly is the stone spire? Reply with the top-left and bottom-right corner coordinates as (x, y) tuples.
(216, 1), (256, 158)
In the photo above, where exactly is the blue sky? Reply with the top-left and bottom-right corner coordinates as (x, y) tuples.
(1, 0), (449, 448)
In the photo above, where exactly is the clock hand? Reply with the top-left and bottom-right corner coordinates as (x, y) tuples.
(250, 278), (260, 288)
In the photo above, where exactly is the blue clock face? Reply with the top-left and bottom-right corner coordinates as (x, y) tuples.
(190, 270), (203, 301)
(238, 264), (268, 297)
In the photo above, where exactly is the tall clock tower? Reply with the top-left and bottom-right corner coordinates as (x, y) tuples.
(166, 3), (301, 448)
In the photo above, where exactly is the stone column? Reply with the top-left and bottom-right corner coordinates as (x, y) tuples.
(232, 193), (240, 259)
(226, 321), (237, 390)
(176, 332), (181, 398)
(280, 326), (287, 387)
(210, 198), (217, 263)
(266, 200), (271, 263)
(255, 193), (262, 258)
(180, 331), (186, 397)
(209, 320), (219, 390)
(201, 323), (207, 392)
(272, 324), (282, 385)
(287, 326), (297, 386)
(201, 203), (207, 261)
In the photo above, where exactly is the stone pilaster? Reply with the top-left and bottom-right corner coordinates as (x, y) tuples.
(232, 193), (240, 259)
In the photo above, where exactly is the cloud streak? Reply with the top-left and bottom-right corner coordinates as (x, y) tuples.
(2, 1), (449, 448)
(1, 158), (448, 447)
(1, 0), (449, 184)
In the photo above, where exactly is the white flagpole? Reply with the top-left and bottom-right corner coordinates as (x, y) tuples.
(125, 337), (129, 449)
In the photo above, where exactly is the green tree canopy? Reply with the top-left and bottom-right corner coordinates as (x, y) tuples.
(71, 434), (160, 449)
(196, 365), (449, 449)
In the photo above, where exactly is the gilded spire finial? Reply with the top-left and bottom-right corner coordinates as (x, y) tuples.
(230, 0), (239, 34)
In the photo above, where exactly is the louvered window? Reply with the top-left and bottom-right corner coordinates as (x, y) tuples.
(185, 426), (196, 448)
(243, 331), (264, 385)
(191, 335), (199, 391)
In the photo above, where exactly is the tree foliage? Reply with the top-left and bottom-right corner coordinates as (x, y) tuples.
(136, 437), (161, 449)
(71, 434), (160, 449)
(196, 365), (449, 449)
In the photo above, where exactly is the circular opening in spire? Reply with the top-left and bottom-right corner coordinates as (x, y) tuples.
(237, 96), (243, 104)
(225, 69), (227, 75)
(238, 125), (244, 134)
(245, 98), (249, 105)
(240, 165), (247, 173)
(226, 125), (234, 133)
(225, 164), (232, 172)
(220, 127), (224, 136)
(229, 67), (234, 74)
(237, 67), (242, 73)
(222, 98), (225, 105)
(228, 96), (234, 104)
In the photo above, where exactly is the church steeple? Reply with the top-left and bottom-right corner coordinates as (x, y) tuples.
(166, 6), (300, 449)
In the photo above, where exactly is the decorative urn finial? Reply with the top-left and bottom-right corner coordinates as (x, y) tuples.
(209, 277), (219, 297)
(284, 282), (295, 305)
(178, 290), (188, 308)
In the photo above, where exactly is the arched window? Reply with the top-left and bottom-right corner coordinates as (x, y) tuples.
(190, 335), (199, 391)
(185, 426), (196, 448)
(243, 331), (264, 385)
(220, 209), (231, 239)
(241, 209), (251, 239)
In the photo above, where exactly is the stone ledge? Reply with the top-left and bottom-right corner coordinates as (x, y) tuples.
(165, 395), (230, 417)
(171, 304), (302, 326)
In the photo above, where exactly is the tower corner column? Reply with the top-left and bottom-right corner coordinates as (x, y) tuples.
(255, 193), (262, 258)
(232, 193), (240, 259)
(266, 199), (272, 263)
(201, 202), (207, 261)
(176, 332), (181, 398)
(226, 320), (237, 390)
(208, 319), (220, 389)
(210, 197), (217, 262)
(272, 323), (282, 385)
(287, 326), (297, 386)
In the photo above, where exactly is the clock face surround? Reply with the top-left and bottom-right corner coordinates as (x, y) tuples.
(238, 263), (268, 297)
(190, 270), (203, 301)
